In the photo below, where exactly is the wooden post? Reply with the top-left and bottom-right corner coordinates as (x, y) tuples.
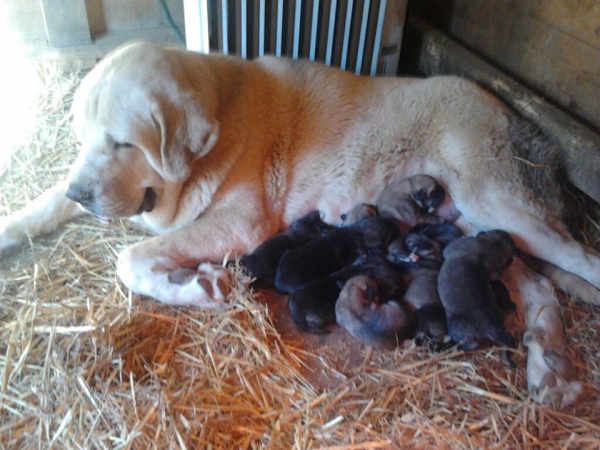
(40, 0), (92, 47)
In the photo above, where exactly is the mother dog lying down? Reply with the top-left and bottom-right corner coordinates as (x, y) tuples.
(0, 42), (598, 407)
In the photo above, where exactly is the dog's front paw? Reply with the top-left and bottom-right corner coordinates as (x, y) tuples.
(523, 328), (584, 408)
(167, 263), (232, 308)
(0, 219), (25, 259)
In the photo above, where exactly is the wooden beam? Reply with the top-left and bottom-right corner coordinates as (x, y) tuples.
(40, 0), (92, 47)
(407, 15), (600, 204)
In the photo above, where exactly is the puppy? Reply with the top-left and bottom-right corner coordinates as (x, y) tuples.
(438, 230), (517, 366)
(340, 203), (378, 226)
(336, 274), (415, 348)
(349, 215), (400, 255)
(408, 223), (464, 250)
(274, 226), (364, 294)
(387, 234), (447, 346)
(287, 275), (342, 334)
(376, 175), (446, 232)
(288, 257), (405, 334)
(240, 210), (331, 287)
(391, 222), (464, 264)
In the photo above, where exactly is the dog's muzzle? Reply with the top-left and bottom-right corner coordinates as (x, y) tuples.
(66, 182), (94, 209)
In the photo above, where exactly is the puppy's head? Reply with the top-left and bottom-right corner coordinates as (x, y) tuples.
(476, 230), (516, 274)
(336, 275), (379, 324)
(405, 234), (442, 261)
(409, 175), (445, 211)
(340, 203), (378, 227)
(67, 42), (219, 218)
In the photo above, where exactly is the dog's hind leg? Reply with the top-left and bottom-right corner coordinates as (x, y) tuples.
(508, 217), (600, 300)
(502, 257), (584, 408)
(455, 190), (600, 304)
(518, 251), (600, 306)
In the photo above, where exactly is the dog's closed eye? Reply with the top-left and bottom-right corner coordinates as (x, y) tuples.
(113, 142), (133, 150)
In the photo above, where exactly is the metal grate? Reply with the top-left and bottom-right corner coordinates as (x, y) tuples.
(184, 0), (405, 76)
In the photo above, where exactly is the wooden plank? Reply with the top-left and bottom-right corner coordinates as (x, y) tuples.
(411, 0), (600, 131)
(408, 15), (600, 204)
(40, 0), (91, 47)
(528, 0), (600, 51)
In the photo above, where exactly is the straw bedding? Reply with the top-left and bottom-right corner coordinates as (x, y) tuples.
(0, 63), (598, 449)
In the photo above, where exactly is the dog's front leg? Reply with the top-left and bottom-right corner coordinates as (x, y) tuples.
(116, 203), (273, 308)
(0, 182), (86, 256)
(502, 257), (584, 408)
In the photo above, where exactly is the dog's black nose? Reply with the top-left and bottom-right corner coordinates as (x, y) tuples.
(66, 183), (94, 207)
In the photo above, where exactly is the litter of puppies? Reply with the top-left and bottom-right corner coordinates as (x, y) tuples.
(240, 174), (519, 364)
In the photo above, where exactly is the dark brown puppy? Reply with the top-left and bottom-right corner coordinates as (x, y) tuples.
(274, 226), (365, 294)
(240, 210), (332, 287)
(341, 203), (400, 255)
(350, 216), (400, 255)
(438, 230), (517, 365)
(387, 233), (448, 346)
(376, 175), (446, 233)
(406, 223), (464, 256)
(340, 203), (378, 226)
(287, 258), (405, 334)
(336, 274), (415, 348)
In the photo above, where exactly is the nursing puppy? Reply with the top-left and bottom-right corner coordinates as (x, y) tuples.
(349, 215), (400, 255)
(340, 203), (378, 226)
(1, 42), (597, 405)
(240, 210), (331, 287)
(387, 234), (447, 345)
(336, 274), (415, 348)
(376, 175), (446, 233)
(438, 230), (517, 365)
(274, 226), (364, 294)
(340, 204), (399, 254)
(408, 223), (464, 251)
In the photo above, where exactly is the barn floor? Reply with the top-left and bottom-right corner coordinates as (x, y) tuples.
(0, 55), (599, 449)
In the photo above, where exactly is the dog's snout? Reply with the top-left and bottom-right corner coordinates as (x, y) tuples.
(66, 183), (94, 206)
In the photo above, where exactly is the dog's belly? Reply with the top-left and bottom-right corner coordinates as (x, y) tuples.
(281, 146), (426, 226)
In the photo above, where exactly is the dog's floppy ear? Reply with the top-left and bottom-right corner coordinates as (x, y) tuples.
(149, 95), (219, 183)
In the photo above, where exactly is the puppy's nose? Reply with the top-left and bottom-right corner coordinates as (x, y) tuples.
(66, 182), (94, 207)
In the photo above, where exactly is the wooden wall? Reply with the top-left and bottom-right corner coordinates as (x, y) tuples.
(409, 0), (600, 130)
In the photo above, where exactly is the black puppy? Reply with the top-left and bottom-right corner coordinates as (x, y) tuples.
(336, 274), (415, 348)
(240, 210), (331, 287)
(288, 258), (405, 334)
(437, 230), (517, 366)
(274, 226), (365, 294)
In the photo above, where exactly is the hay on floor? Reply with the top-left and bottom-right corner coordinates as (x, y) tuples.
(0, 61), (599, 449)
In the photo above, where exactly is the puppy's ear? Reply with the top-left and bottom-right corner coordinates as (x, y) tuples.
(149, 97), (219, 183)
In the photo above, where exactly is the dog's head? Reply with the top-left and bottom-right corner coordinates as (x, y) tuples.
(66, 42), (220, 218)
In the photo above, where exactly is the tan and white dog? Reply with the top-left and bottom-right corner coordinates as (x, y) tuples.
(0, 42), (597, 407)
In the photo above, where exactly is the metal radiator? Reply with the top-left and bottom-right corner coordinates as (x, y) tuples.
(183, 0), (406, 76)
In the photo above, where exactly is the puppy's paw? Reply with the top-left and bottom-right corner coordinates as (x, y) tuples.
(167, 263), (232, 308)
(523, 328), (583, 408)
